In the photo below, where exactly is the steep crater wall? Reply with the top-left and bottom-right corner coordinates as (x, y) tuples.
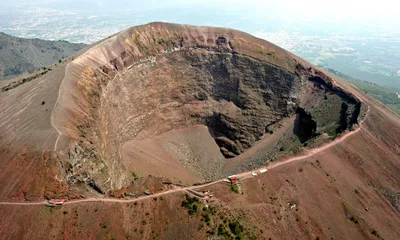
(52, 22), (362, 193)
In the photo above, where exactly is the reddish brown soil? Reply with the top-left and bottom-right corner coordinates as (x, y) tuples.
(0, 23), (399, 240)
(0, 147), (68, 201)
(0, 61), (73, 201)
(46, 22), (360, 193)
(198, 103), (400, 240)
(122, 125), (224, 185)
(0, 192), (209, 240)
(1, 94), (399, 240)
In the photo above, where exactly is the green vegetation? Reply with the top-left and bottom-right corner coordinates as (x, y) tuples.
(1, 69), (51, 92)
(202, 212), (211, 223)
(370, 229), (385, 239)
(181, 194), (200, 215)
(327, 68), (400, 116)
(269, 196), (278, 202)
(349, 216), (359, 224)
(228, 220), (244, 236)
(231, 184), (239, 194)
(100, 222), (107, 229)
(180, 194), (256, 239)
(262, 51), (274, 57)
(217, 219), (248, 239)
(308, 93), (342, 137)
(131, 172), (137, 179)
(257, 46), (275, 57)
(43, 205), (56, 213)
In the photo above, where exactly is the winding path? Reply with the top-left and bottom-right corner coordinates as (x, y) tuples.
(50, 62), (75, 152)
(0, 74), (370, 207)
(0, 104), (368, 206)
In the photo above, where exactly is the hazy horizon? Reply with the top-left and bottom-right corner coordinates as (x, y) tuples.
(1, 0), (399, 42)
(0, 0), (399, 89)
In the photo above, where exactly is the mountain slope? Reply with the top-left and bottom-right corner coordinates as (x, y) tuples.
(0, 22), (399, 240)
(0, 32), (86, 78)
(1, 100), (399, 240)
(48, 22), (362, 192)
(0, 22), (364, 196)
(326, 67), (400, 116)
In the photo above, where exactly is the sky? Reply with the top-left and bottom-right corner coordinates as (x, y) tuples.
(2, 0), (399, 24)
(1, 0), (398, 40)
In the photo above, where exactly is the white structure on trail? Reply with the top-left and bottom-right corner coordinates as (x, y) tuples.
(259, 169), (267, 173)
(48, 199), (66, 206)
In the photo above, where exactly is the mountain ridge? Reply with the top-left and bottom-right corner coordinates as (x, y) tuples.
(50, 22), (363, 192)
(0, 22), (399, 240)
(0, 32), (86, 79)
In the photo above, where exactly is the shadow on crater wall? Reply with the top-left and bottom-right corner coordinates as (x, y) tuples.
(293, 107), (317, 143)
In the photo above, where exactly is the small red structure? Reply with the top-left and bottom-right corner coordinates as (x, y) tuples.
(228, 176), (237, 185)
(48, 199), (66, 205)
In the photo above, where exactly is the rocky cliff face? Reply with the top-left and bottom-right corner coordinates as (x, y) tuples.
(51, 22), (362, 193)
(182, 52), (301, 157)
